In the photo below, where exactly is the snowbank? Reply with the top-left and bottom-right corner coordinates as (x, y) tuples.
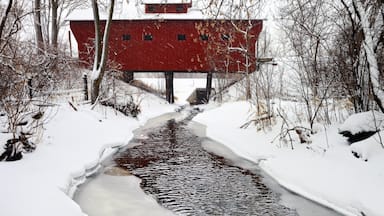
(194, 101), (384, 216)
(0, 95), (176, 216)
(75, 171), (175, 216)
(339, 110), (384, 135)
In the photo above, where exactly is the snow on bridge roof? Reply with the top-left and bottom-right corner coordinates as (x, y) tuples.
(68, 0), (204, 21)
(67, 0), (263, 22)
(142, 0), (191, 4)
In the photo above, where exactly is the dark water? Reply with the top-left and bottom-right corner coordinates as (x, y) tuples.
(115, 114), (298, 216)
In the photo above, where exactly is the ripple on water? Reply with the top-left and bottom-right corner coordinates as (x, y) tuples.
(115, 119), (298, 216)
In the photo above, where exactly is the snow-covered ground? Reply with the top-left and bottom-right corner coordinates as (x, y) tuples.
(1, 77), (384, 216)
(193, 101), (384, 216)
(0, 83), (178, 216)
(75, 170), (175, 216)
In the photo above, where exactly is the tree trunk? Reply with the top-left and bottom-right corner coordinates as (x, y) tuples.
(91, 72), (102, 103)
(92, 0), (102, 70)
(50, 0), (58, 50)
(245, 35), (251, 100)
(34, 0), (44, 54)
(353, 0), (384, 112)
(0, 0), (13, 41)
(206, 71), (213, 102)
(90, 0), (115, 104)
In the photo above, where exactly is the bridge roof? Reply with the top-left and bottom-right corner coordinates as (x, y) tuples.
(142, 0), (191, 4)
(68, 0), (203, 21)
(68, 0), (261, 21)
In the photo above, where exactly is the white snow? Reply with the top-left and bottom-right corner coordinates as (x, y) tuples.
(339, 110), (384, 135)
(2, 76), (384, 216)
(68, 0), (266, 21)
(142, 0), (191, 4)
(0, 84), (177, 216)
(75, 173), (174, 216)
(353, 0), (384, 107)
(136, 77), (210, 104)
(350, 131), (384, 161)
(68, 0), (205, 21)
(3, 0), (383, 214)
(193, 101), (384, 216)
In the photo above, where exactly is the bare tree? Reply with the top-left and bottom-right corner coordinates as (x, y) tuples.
(33, 0), (87, 53)
(34, 0), (45, 54)
(252, 29), (278, 127)
(0, 39), (59, 161)
(280, 0), (337, 130)
(330, 12), (370, 113)
(0, 2), (48, 161)
(202, 0), (264, 100)
(327, 0), (384, 114)
(90, 0), (115, 103)
(339, 0), (384, 112)
(0, 1), (81, 161)
(0, 0), (13, 41)
(50, 0), (58, 50)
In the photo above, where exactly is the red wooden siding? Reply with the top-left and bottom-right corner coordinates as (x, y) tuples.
(70, 19), (263, 73)
(145, 3), (191, 13)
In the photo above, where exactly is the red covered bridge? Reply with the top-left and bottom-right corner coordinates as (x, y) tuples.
(70, 1), (263, 103)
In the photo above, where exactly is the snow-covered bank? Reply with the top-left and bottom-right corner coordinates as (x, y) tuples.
(0, 97), (176, 216)
(194, 101), (384, 216)
(75, 170), (175, 216)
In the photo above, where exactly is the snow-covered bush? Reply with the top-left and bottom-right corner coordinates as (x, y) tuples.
(0, 1), (90, 161)
(339, 110), (384, 161)
(101, 95), (141, 118)
(350, 131), (384, 162)
(97, 71), (143, 118)
(339, 111), (384, 144)
(0, 107), (46, 161)
(0, 133), (37, 161)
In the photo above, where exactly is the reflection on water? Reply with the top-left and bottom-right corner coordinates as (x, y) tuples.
(115, 117), (297, 216)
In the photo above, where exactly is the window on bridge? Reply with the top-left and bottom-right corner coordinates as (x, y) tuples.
(178, 34), (186, 41)
(147, 5), (155, 12)
(143, 34), (153, 41)
(122, 34), (131, 41)
(176, 5), (185, 12)
(200, 34), (209, 41)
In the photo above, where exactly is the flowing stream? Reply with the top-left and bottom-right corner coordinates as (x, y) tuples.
(74, 110), (342, 216)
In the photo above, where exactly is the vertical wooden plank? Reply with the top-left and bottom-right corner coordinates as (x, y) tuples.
(28, 78), (33, 99)
(123, 71), (134, 83)
(83, 73), (88, 101)
(68, 31), (73, 58)
(165, 71), (174, 104)
(165, 72), (169, 102)
(170, 71), (174, 103)
(206, 71), (213, 102)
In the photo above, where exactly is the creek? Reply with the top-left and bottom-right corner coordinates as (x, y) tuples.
(74, 110), (342, 216)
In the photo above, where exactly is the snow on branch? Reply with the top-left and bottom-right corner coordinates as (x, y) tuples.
(350, 0), (384, 112)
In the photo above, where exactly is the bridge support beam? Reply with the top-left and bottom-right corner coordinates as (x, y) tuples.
(123, 71), (134, 83)
(165, 71), (174, 104)
(205, 72), (213, 103)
